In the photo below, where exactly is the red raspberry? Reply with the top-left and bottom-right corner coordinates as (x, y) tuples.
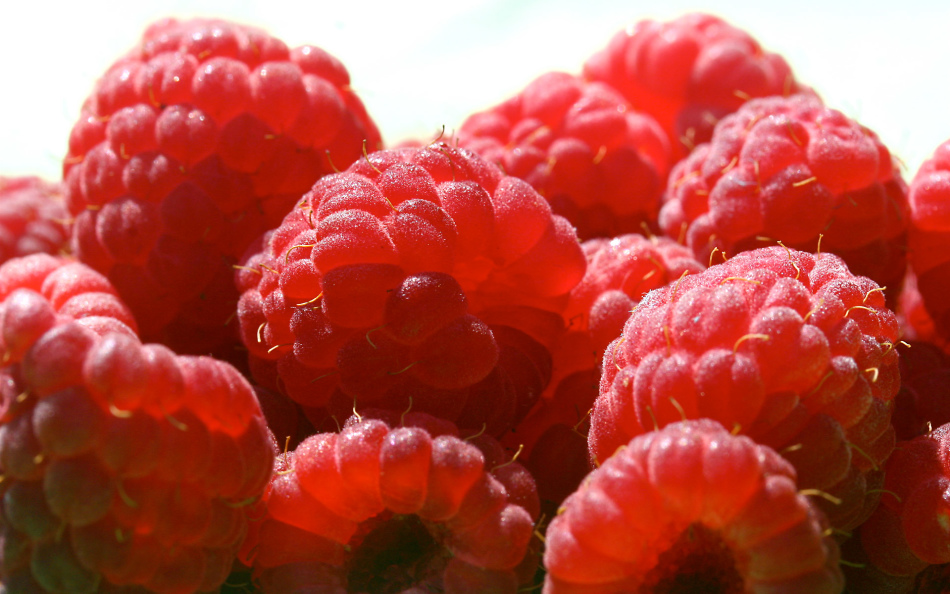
(907, 139), (950, 347)
(566, 233), (706, 356)
(591, 247), (900, 530)
(858, 423), (950, 577)
(239, 412), (539, 593)
(659, 94), (910, 303)
(0, 255), (274, 593)
(63, 17), (381, 360)
(543, 419), (844, 593)
(584, 12), (805, 160)
(0, 177), (68, 264)
(507, 234), (705, 510)
(235, 143), (586, 436)
(891, 341), (950, 440)
(895, 270), (944, 349)
(457, 72), (670, 240)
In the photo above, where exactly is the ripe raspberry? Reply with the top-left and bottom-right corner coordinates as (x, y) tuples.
(63, 17), (381, 359)
(0, 177), (69, 264)
(239, 411), (540, 593)
(895, 270), (944, 349)
(543, 419), (844, 593)
(891, 341), (950, 440)
(659, 94), (909, 302)
(507, 234), (705, 510)
(907, 139), (950, 347)
(0, 256), (274, 593)
(584, 12), (804, 160)
(858, 423), (950, 578)
(456, 72), (670, 240)
(566, 233), (706, 356)
(235, 143), (586, 437)
(591, 247), (901, 530)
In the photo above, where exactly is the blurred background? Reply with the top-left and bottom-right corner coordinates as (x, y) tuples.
(1, 0), (948, 179)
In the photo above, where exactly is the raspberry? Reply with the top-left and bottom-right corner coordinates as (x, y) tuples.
(590, 247), (900, 530)
(891, 341), (950, 440)
(236, 143), (586, 436)
(0, 255), (138, 365)
(566, 233), (706, 355)
(907, 139), (950, 347)
(858, 423), (950, 579)
(239, 412), (539, 593)
(838, 532), (920, 594)
(659, 94), (910, 302)
(543, 419), (844, 593)
(457, 72), (670, 240)
(895, 270), (944, 349)
(0, 256), (274, 592)
(507, 234), (705, 510)
(63, 17), (381, 360)
(583, 12), (804, 159)
(0, 177), (69, 264)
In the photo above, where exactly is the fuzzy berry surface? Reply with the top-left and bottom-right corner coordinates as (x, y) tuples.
(0, 254), (275, 593)
(591, 247), (900, 530)
(235, 143), (586, 438)
(63, 17), (381, 360)
(457, 71), (670, 240)
(0, 177), (69, 264)
(583, 12), (804, 159)
(239, 411), (540, 593)
(659, 94), (909, 304)
(543, 419), (844, 593)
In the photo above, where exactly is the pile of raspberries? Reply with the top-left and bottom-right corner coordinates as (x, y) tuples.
(2, 13), (950, 594)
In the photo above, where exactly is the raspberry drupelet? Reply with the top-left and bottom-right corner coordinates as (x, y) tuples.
(507, 233), (705, 512)
(235, 142), (586, 437)
(907, 138), (950, 348)
(63, 17), (381, 360)
(0, 177), (69, 264)
(0, 254), (275, 593)
(659, 94), (909, 304)
(891, 340), (950, 441)
(239, 411), (540, 593)
(855, 423), (950, 582)
(457, 71), (671, 240)
(590, 247), (901, 531)
(583, 12), (805, 160)
(543, 419), (844, 594)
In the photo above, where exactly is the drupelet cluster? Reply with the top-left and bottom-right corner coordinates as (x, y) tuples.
(63, 18), (381, 360)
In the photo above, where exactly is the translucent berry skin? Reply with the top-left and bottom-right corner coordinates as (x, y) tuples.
(907, 139), (950, 348)
(239, 412), (539, 593)
(63, 17), (381, 359)
(859, 423), (950, 577)
(0, 255), (274, 593)
(457, 72), (670, 240)
(659, 94), (909, 303)
(0, 178), (69, 264)
(543, 419), (844, 593)
(591, 247), (900, 530)
(236, 143), (586, 436)
(583, 12), (804, 159)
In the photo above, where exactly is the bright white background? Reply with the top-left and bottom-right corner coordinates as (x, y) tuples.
(1, 1), (948, 180)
